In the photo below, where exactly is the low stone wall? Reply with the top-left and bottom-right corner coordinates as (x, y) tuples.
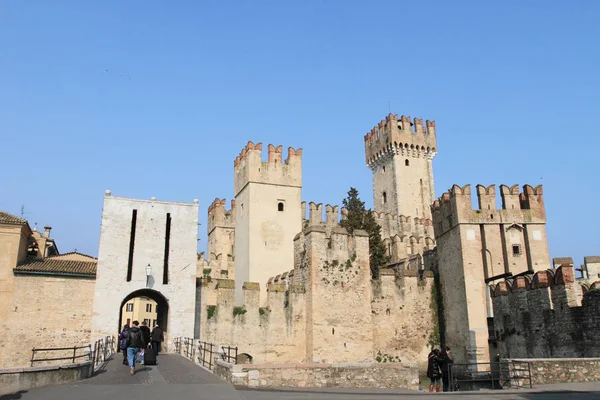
(509, 358), (600, 385)
(215, 359), (419, 389)
(0, 362), (93, 396)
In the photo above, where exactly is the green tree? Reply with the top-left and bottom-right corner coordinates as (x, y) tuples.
(340, 187), (390, 279)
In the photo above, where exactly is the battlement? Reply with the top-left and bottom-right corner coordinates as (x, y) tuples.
(431, 184), (546, 234)
(300, 202), (343, 228)
(491, 266), (577, 298)
(364, 113), (437, 166)
(207, 197), (235, 233)
(233, 141), (302, 195)
(552, 256), (600, 282)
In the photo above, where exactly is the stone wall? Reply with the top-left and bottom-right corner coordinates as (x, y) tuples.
(508, 358), (600, 385)
(202, 221), (437, 369)
(372, 267), (435, 370)
(215, 359), (419, 389)
(491, 266), (600, 359)
(0, 361), (93, 396)
(0, 274), (95, 368)
(91, 193), (199, 349)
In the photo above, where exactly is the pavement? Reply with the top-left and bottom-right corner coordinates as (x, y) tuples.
(2, 354), (600, 400)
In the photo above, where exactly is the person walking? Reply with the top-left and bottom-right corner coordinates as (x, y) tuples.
(139, 320), (151, 365)
(439, 346), (454, 392)
(126, 321), (146, 375)
(118, 324), (129, 365)
(151, 324), (164, 354)
(426, 348), (442, 392)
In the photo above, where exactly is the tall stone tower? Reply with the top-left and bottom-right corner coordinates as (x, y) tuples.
(233, 141), (302, 305)
(364, 114), (437, 219)
(431, 184), (550, 365)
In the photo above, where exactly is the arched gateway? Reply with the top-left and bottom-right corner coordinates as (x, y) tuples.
(91, 191), (199, 352)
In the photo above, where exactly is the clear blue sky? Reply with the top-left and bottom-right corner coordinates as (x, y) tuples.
(1, 1), (598, 265)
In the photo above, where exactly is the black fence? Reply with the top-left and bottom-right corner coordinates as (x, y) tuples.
(449, 361), (532, 391)
(31, 345), (92, 367)
(174, 338), (238, 371)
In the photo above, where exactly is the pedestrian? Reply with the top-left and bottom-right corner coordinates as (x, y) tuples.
(151, 324), (164, 354)
(126, 320), (146, 375)
(438, 346), (454, 392)
(426, 348), (442, 392)
(118, 324), (129, 365)
(139, 320), (151, 365)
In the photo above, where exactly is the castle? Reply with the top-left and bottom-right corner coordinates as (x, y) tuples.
(1, 112), (599, 389)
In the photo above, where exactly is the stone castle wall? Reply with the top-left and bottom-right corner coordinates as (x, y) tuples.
(0, 275), (95, 368)
(491, 265), (600, 359)
(201, 217), (436, 368)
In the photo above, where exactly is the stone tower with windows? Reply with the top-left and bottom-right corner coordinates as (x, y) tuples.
(364, 114), (437, 219)
(233, 141), (303, 305)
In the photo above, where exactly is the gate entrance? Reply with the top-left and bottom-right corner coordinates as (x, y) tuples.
(118, 289), (169, 348)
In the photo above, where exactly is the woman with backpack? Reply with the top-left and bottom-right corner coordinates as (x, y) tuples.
(118, 324), (130, 365)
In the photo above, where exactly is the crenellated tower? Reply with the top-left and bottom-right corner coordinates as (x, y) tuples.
(364, 113), (437, 219)
(430, 183), (550, 367)
(233, 141), (303, 305)
(207, 198), (236, 278)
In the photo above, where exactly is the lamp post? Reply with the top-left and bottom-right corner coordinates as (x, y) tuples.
(146, 264), (152, 287)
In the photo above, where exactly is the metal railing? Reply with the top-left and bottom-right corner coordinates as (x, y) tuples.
(31, 345), (92, 367)
(174, 337), (182, 354)
(183, 337), (195, 360)
(448, 361), (532, 391)
(174, 338), (238, 371)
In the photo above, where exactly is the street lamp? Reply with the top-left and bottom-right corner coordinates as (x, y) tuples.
(146, 264), (152, 287)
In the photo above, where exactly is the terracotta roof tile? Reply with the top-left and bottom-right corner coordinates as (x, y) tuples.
(15, 256), (97, 277)
(0, 211), (28, 226)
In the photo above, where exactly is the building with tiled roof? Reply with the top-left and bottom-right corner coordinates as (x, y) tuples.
(0, 211), (28, 226)
(14, 252), (97, 278)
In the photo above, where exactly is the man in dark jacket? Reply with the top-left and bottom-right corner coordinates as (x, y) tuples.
(126, 321), (146, 375)
(151, 324), (164, 354)
(438, 346), (454, 392)
(139, 321), (151, 365)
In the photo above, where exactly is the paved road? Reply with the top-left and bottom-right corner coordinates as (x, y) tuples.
(3, 355), (600, 400)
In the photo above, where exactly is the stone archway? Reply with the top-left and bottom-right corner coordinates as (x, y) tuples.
(118, 288), (169, 335)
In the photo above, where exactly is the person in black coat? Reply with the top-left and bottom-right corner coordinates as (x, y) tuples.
(438, 346), (454, 392)
(139, 320), (152, 365)
(426, 348), (442, 392)
(151, 324), (164, 354)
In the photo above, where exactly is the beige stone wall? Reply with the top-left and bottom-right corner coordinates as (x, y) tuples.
(302, 226), (372, 363)
(234, 142), (302, 305)
(0, 275), (95, 368)
(372, 270), (436, 370)
(0, 224), (30, 321)
(91, 193), (199, 350)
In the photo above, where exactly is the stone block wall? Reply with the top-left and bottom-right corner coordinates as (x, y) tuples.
(202, 221), (438, 369)
(0, 275), (95, 368)
(508, 358), (600, 385)
(215, 359), (419, 389)
(491, 265), (600, 359)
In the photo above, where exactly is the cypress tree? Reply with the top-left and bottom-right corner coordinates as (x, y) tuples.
(340, 187), (390, 279)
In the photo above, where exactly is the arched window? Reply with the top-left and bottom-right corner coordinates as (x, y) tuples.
(278, 202), (284, 212)
(405, 159), (410, 166)
(382, 192), (387, 204)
